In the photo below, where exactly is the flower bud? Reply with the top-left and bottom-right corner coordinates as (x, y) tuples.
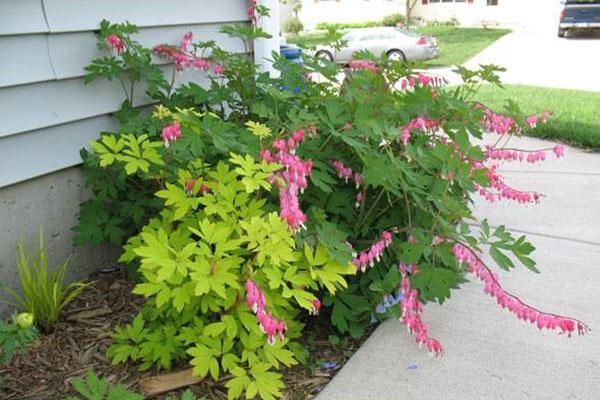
(16, 312), (34, 329)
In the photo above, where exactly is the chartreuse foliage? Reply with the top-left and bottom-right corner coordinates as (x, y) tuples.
(74, 107), (258, 245)
(102, 148), (353, 399)
(67, 369), (144, 400)
(67, 369), (204, 400)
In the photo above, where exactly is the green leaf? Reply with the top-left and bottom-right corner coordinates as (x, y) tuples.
(188, 345), (214, 379)
(204, 322), (226, 337)
(410, 265), (463, 304)
(489, 246), (515, 271)
(226, 372), (251, 400)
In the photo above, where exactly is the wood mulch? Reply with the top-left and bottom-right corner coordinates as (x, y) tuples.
(0, 270), (367, 400)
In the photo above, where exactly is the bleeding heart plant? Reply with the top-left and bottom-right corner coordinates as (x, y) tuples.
(77, 7), (588, 399)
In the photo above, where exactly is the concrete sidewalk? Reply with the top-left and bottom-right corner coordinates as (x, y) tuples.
(317, 136), (600, 400)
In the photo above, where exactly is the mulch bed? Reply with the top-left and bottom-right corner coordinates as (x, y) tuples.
(0, 270), (368, 399)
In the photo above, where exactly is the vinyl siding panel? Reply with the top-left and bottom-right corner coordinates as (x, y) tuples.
(0, 116), (118, 187)
(43, 0), (248, 32)
(0, 0), (248, 188)
(0, 0), (49, 35)
(0, 35), (55, 87)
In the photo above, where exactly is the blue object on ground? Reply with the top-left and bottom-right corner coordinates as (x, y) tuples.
(280, 44), (303, 64)
(321, 361), (339, 370)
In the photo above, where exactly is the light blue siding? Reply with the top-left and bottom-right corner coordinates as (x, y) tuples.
(0, 0), (49, 35)
(43, 0), (248, 32)
(0, 116), (118, 186)
(0, 35), (55, 87)
(0, 0), (248, 188)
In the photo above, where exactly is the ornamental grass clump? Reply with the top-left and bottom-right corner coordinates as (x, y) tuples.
(76, 6), (588, 398)
(2, 230), (90, 333)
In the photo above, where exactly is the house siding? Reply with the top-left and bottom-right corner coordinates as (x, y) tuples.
(281, 0), (406, 30)
(413, 0), (556, 28)
(0, 0), (249, 316)
(0, 0), (248, 188)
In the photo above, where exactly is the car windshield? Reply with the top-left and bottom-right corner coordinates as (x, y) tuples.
(566, 0), (600, 4)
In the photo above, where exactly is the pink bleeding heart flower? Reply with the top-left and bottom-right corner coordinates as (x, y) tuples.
(161, 122), (182, 147)
(106, 34), (125, 53)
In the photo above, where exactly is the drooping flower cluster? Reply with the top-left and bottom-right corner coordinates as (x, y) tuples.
(481, 107), (552, 135)
(261, 130), (313, 231)
(452, 244), (588, 336)
(352, 231), (393, 271)
(485, 146), (565, 164)
(481, 108), (518, 135)
(399, 263), (444, 356)
(400, 73), (447, 90)
(331, 160), (363, 188)
(161, 122), (181, 147)
(476, 165), (542, 204)
(246, 280), (287, 344)
(348, 60), (378, 72)
(153, 32), (224, 74)
(180, 31), (193, 52)
(247, 0), (258, 25)
(400, 116), (441, 145)
(106, 34), (125, 53)
(525, 111), (552, 128)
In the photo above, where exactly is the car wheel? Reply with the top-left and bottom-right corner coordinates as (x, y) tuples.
(315, 50), (334, 63)
(558, 28), (566, 38)
(387, 49), (406, 62)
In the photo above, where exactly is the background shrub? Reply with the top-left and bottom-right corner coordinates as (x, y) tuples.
(381, 13), (406, 27)
(315, 21), (380, 30)
(283, 17), (304, 35)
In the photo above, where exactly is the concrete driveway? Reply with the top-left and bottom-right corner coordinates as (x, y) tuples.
(461, 3), (600, 92)
(317, 136), (600, 400)
(464, 29), (600, 92)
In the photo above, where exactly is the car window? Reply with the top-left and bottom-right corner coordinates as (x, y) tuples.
(566, 0), (600, 4)
(396, 29), (419, 38)
(361, 33), (386, 40)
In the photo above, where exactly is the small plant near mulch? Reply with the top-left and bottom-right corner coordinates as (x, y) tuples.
(2, 2), (590, 400)
(0, 313), (38, 363)
(1, 229), (91, 333)
(0, 271), (360, 399)
(67, 369), (144, 400)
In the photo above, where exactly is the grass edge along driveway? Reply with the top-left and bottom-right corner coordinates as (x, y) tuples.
(474, 85), (600, 150)
(286, 26), (510, 67)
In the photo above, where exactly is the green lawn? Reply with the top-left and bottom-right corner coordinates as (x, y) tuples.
(416, 26), (509, 67)
(286, 26), (510, 67)
(474, 85), (600, 149)
(286, 31), (331, 48)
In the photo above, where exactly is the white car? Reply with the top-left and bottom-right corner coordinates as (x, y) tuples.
(315, 27), (439, 64)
